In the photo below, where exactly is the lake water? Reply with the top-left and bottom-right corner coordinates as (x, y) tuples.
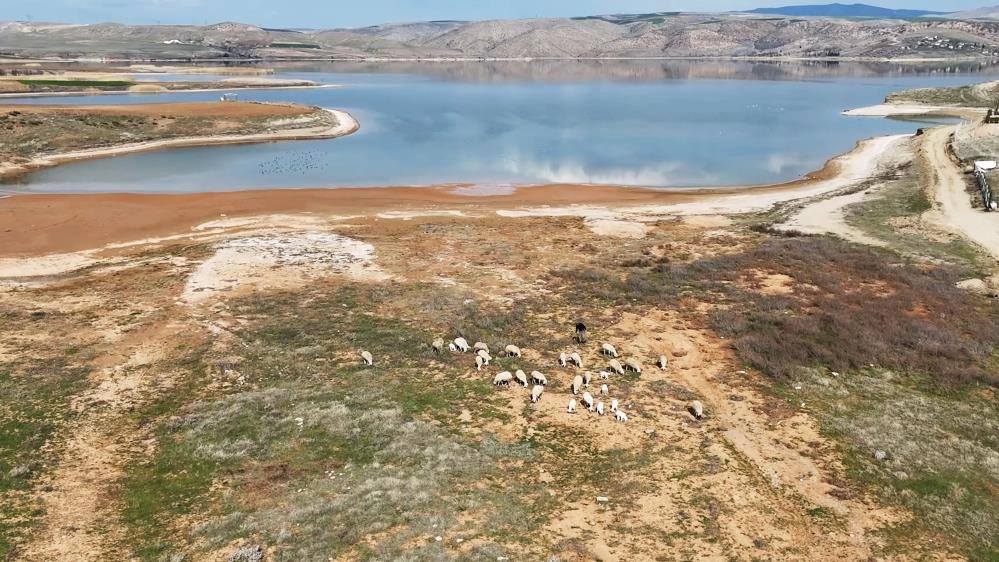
(1, 60), (991, 194)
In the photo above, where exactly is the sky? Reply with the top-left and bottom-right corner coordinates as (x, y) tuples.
(0, 1), (986, 28)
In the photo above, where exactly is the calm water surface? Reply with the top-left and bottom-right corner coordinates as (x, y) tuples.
(1, 61), (989, 193)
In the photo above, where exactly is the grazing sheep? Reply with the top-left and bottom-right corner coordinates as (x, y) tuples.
(608, 359), (625, 376)
(581, 391), (595, 411)
(474, 342), (490, 353)
(615, 410), (628, 423)
(558, 352), (568, 368)
(610, 398), (619, 412)
(432, 338), (445, 354)
(360, 350), (373, 366)
(582, 371), (592, 387)
(571, 374), (584, 395)
(514, 369), (529, 387)
(493, 371), (514, 386)
(531, 384), (544, 403)
(624, 358), (643, 374)
(599, 371), (611, 380)
(476, 349), (492, 364)
(476, 355), (486, 371)
(505, 344), (522, 357)
(570, 352), (583, 368)
(601, 343), (618, 358)
(689, 400), (704, 420)
(567, 398), (577, 413)
(600, 384), (608, 395)
(657, 355), (668, 370)
(596, 401), (605, 416)
(454, 337), (470, 353)
(448, 342), (457, 353)
(531, 371), (548, 386)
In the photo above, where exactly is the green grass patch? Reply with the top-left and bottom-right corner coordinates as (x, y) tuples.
(0, 348), (94, 558)
(787, 368), (999, 557)
(886, 82), (998, 107)
(844, 161), (983, 267)
(118, 282), (558, 560)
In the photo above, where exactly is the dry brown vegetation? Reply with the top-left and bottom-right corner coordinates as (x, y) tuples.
(561, 235), (999, 386)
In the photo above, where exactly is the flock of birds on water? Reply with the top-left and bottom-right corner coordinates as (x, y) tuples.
(256, 151), (330, 176)
(357, 324), (706, 424)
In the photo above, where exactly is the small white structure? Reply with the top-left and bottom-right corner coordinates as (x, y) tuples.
(220, 92), (239, 102)
(975, 160), (997, 172)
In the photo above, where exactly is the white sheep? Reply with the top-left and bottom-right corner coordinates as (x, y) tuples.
(558, 352), (568, 368)
(581, 391), (595, 411)
(476, 355), (486, 371)
(476, 349), (492, 364)
(599, 371), (611, 380)
(582, 371), (592, 387)
(531, 371), (548, 386)
(505, 344), (522, 357)
(624, 358), (643, 374)
(448, 342), (457, 353)
(570, 352), (583, 368)
(432, 338), (445, 354)
(600, 383), (608, 395)
(608, 359), (625, 376)
(596, 401), (605, 416)
(493, 371), (514, 386)
(531, 384), (544, 403)
(360, 350), (373, 366)
(610, 398), (619, 412)
(474, 342), (490, 353)
(689, 400), (704, 420)
(615, 410), (628, 423)
(657, 355), (668, 370)
(571, 374), (584, 395)
(514, 369), (529, 387)
(601, 343), (618, 358)
(567, 398), (577, 413)
(454, 337), (470, 353)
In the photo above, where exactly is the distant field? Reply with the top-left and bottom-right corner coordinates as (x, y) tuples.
(17, 79), (134, 88)
(269, 42), (321, 49)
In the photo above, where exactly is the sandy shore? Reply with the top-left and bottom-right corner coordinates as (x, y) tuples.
(0, 132), (900, 258)
(843, 103), (986, 119)
(0, 108), (358, 180)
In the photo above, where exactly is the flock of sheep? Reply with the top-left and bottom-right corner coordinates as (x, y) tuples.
(357, 336), (706, 424)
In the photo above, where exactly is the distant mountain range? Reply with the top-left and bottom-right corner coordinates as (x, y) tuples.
(3, 5), (999, 61)
(748, 3), (946, 19)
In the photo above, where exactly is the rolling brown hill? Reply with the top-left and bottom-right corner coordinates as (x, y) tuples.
(2, 12), (999, 60)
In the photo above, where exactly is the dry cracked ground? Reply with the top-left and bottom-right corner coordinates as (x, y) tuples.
(1, 207), (997, 561)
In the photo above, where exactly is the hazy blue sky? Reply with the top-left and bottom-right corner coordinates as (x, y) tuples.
(0, 1), (983, 28)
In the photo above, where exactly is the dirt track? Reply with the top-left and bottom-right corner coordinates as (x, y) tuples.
(924, 126), (999, 263)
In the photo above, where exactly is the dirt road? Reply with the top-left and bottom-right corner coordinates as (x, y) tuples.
(924, 126), (999, 263)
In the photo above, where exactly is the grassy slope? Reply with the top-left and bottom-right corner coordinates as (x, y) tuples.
(886, 81), (999, 107)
